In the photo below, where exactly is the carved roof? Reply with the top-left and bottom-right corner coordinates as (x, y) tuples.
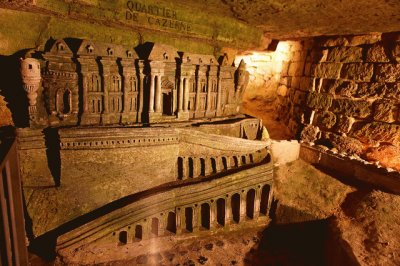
(48, 39), (74, 55)
(146, 43), (178, 62)
(181, 52), (218, 66)
(76, 40), (138, 59)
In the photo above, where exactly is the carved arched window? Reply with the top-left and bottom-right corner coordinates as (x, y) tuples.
(129, 76), (137, 92)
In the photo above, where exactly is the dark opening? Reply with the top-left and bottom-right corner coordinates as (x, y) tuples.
(217, 198), (225, 226)
(151, 218), (159, 237)
(241, 155), (246, 165)
(249, 154), (254, 163)
(222, 157), (228, 170)
(162, 92), (173, 115)
(246, 189), (256, 219)
(188, 157), (194, 178)
(119, 231), (127, 245)
(260, 185), (270, 215)
(231, 193), (240, 223)
(63, 90), (71, 113)
(185, 207), (193, 232)
(134, 225), (142, 241)
(166, 212), (176, 234)
(200, 158), (205, 176)
(233, 156), (239, 167)
(177, 157), (183, 180)
(201, 203), (210, 230)
(211, 158), (217, 173)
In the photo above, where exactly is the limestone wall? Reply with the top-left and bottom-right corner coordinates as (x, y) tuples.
(276, 33), (400, 171)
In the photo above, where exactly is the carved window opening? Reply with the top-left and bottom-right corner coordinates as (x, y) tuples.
(222, 157), (228, 170)
(127, 50), (133, 58)
(190, 79), (195, 92)
(57, 42), (65, 51)
(231, 193), (240, 223)
(134, 225), (142, 241)
(119, 231), (127, 245)
(246, 189), (255, 219)
(28, 64), (32, 70)
(177, 157), (183, 180)
(200, 158), (205, 176)
(166, 212), (176, 234)
(211, 158), (217, 173)
(200, 203), (210, 230)
(185, 207), (193, 232)
(151, 217), (159, 237)
(216, 198), (225, 226)
(163, 52), (169, 60)
(112, 76), (121, 92)
(86, 45), (94, 54)
(233, 156), (239, 167)
(188, 157), (194, 178)
(241, 155), (246, 165)
(107, 48), (114, 56)
(260, 185), (270, 216)
(56, 89), (71, 115)
(249, 154), (254, 163)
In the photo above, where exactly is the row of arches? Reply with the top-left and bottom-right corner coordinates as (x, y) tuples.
(116, 184), (271, 245)
(177, 153), (257, 180)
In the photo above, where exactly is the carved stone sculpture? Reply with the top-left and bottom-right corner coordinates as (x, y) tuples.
(20, 57), (41, 121)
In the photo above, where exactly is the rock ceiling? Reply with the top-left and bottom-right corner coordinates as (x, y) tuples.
(199, 0), (400, 38)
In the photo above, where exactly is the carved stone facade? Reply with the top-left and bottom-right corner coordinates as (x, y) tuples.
(23, 39), (248, 127)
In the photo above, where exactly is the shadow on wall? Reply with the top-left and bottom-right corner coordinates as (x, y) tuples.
(0, 52), (31, 127)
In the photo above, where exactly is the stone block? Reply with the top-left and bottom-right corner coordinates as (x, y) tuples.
(356, 82), (386, 98)
(347, 34), (381, 46)
(385, 83), (400, 100)
(340, 63), (374, 82)
(366, 44), (390, 62)
(373, 100), (397, 123)
(335, 115), (355, 134)
(319, 152), (356, 177)
(288, 61), (305, 76)
(306, 92), (333, 110)
(299, 144), (321, 164)
(331, 99), (371, 118)
(321, 79), (357, 97)
(291, 76), (301, 89)
(317, 36), (349, 47)
(391, 42), (400, 63)
(313, 63), (342, 79)
(351, 122), (400, 146)
(327, 134), (364, 155)
(304, 62), (313, 76)
(299, 77), (313, 91)
(326, 46), (363, 63)
(313, 111), (337, 130)
(374, 64), (400, 82)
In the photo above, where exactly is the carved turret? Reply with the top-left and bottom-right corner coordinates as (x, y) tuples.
(20, 57), (41, 122)
(235, 59), (249, 104)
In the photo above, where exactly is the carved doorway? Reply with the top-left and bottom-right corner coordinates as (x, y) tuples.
(161, 78), (174, 115)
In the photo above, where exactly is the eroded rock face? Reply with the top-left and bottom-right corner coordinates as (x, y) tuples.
(365, 145), (400, 171)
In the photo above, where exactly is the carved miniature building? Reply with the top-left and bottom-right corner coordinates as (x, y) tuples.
(15, 38), (272, 262)
(30, 39), (249, 128)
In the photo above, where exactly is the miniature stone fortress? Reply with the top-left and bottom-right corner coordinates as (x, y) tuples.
(21, 39), (248, 128)
(17, 39), (273, 261)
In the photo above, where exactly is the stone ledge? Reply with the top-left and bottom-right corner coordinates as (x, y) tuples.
(300, 143), (400, 194)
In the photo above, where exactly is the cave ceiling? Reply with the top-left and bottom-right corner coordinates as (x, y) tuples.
(199, 0), (400, 38)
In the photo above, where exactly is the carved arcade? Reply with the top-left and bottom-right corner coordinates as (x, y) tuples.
(20, 39), (249, 127)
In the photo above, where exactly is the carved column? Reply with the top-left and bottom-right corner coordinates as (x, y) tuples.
(216, 75), (222, 114)
(149, 74), (155, 112)
(210, 200), (217, 229)
(225, 156), (231, 169)
(158, 215), (166, 236)
(225, 196), (232, 225)
(176, 208), (184, 234)
(138, 72), (145, 122)
(193, 158), (200, 178)
(82, 75), (88, 115)
(192, 205), (200, 232)
(155, 74), (162, 113)
(239, 193), (246, 222)
(195, 70), (200, 111)
(178, 77), (184, 112)
(254, 187), (261, 219)
(215, 157), (223, 172)
(184, 78), (189, 111)
(206, 75), (211, 111)
(182, 157), (189, 180)
(205, 157), (213, 176)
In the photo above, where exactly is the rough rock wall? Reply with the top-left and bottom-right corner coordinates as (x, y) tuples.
(277, 33), (400, 170)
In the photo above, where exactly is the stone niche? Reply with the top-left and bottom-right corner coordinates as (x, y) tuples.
(15, 38), (273, 260)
